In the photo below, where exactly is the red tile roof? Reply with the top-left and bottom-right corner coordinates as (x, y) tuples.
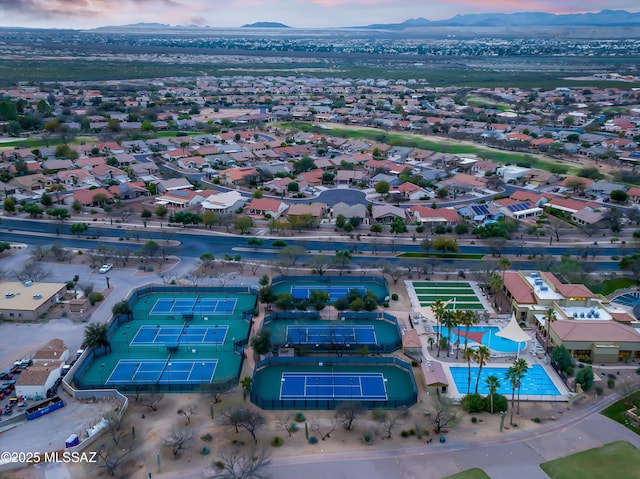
(503, 271), (536, 303)
(552, 320), (640, 343)
(541, 272), (594, 298)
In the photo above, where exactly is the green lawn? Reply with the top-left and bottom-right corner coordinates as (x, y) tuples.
(444, 469), (491, 479)
(587, 277), (639, 296)
(540, 441), (640, 479)
(601, 392), (640, 435)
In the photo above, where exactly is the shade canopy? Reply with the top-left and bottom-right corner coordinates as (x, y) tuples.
(495, 313), (530, 344)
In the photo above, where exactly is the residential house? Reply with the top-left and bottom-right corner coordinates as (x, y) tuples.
(545, 197), (599, 215)
(391, 182), (434, 201)
(156, 189), (215, 209)
(64, 187), (114, 207)
(220, 167), (258, 186)
(155, 178), (193, 194)
(177, 156), (207, 170)
(90, 163), (129, 183)
(57, 168), (97, 188)
(627, 187), (640, 204)
(299, 169), (324, 187)
(42, 159), (74, 171)
(10, 174), (53, 193)
(247, 198), (288, 218)
(371, 204), (406, 224)
(287, 202), (328, 221)
(200, 190), (245, 214)
(129, 161), (159, 179)
(76, 157), (107, 170)
(407, 205), (459, 227)
(440, 173), (488, 195)
(494, 198), (543, 220)
(335, 169), (366, 186)
(331, 202), (368, 224)
(456, 203), (503, 225)
(586, 181), (626, 199)
(109, 181), (149, 200)
(523, 169), (559, 186)
(572, 207), (607, 226)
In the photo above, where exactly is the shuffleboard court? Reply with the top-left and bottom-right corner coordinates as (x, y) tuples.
(291, 285), (367, 302)
(286, 325), (376, 345)
(106, 359), (218, 385)
(131, 325), (229, 345)
(150, 297), (237, 315)
(279, 372), (387, 400)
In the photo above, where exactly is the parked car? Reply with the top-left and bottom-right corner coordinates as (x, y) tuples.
(99, 263), (113, 274)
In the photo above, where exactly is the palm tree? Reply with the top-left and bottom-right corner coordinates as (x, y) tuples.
(505, 365), (518, 425)
(453, 309), (466, 359)
(474, 345), (491, 394)
(431, 299), (447, 357)
(427, 336), (435, 351)
(543, 308), (557, 351)
(485, 375), (500, 414)
(83, 322), (111, 353)
(458, 310), (478, 359)
(462, 347), (475, 394)
(441, 310), (457, 357)
(513, 358), (529, 415)
(498, 257), (512, 282)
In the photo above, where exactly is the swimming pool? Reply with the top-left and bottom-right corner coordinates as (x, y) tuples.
(441, 326), (524, 353)
(449, 365), (560, 396)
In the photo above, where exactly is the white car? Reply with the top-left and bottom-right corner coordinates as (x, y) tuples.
(99, 264), (113, 274)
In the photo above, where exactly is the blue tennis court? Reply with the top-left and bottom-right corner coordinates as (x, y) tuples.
(279, 372), (387, 400)
(150, 297), (237, 315)
(106, 359), (217, 385)
(286, 325), (377, 345)
(291, 285), (367, 301)
(131, 325), (229, 346)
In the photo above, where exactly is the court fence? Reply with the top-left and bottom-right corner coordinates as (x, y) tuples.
(250, 356), (417, 410)
(70, 285), (254, 394)
(271, 275), (389, 300)
(263, 311), (403, 354)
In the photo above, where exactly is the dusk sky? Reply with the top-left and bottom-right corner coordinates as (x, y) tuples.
(1, 0), (639, 29)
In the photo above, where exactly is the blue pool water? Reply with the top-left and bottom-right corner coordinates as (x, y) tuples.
(449, 365), (561, 396)
(441, 326), (524, 353)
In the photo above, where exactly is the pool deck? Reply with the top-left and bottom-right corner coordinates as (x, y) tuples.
(404, 279), (570, 402)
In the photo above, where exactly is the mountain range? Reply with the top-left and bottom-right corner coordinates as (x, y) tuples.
(359, 10), (640, 30)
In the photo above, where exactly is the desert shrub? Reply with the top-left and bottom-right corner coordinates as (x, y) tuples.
(391, 293), (398, 301)
(88, 292), (104, 305)
(532, 417), (541, 423)
(400, 430), (410, 438)
(608, 378), (616, 389)
(308, 436), (318, 445)
(471, 416), (478, 424)
(271, 436), (283, 447)
(411, 360), (419, 367)
(362, 430), (373, 444)
(289, 423), (298, 432)
(460, 393), (484, 413)
(200, 433), (213, 442)
(596, 386), (604, 395)
(294, 412), (306, 422)
(483, 394), (508, 413)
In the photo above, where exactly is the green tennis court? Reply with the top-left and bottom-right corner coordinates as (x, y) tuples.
(74, 286), (257, 393)
(409, 281), (485, 310)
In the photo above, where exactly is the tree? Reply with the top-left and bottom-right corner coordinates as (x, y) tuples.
(543, 308), (557, 345)
(610, 190), (628, 203)
(274, 293), (295, 311)
(336, 401), (365, 430)
(30, 244), (50, 261)
(551, 345), (573, 372)
(112, 301), (132, 321)
(619, 254), (640, 280)
(155, 204), (168, 221)
(83, 322), (111, 353)
(462, 347), (475, 395)
(498, 257), (512, 282)
(457, 310), (477, 360)
(332, 250), (353, 276)
(287, 181), (299, 193)
(335, 214), (346, 229)
(209, 445), (270, 479)
(431, 298), (447, 358)
(374, 180), (390, 197)
(220, 407), (266, 443)
(486, 375), (501, 414)
(164, 428), (194, 458)
(308, 255), (331, 276)
(278, 245), (307, 269)
(419, 237), (432, 254)
(432, 392), (457, 434)
(247, 237), (265, 249)
(70, 222), (89, 236)
(389, 217), (407, 234)
(474, 345), (491, 394)
(250, 329), (272, 357)
(575, 366), (594, 391)
(309, 289), (330, 311)
(370, 223), (383, 235)
(71, 199), (83, 213)
(432, 236), (458, 254)
(233, 216), (254, 234)
(13, 261), (48, 282)
(508, 358), (529, 420)
(440, 310), (456, 357)
(96, 441), (135, 476)
(40, 192), (53, 207)
(202, 210), (217, 229)
(177, 404), (198, 425)
(46, 207), (70, 222)
(371, 406), (408, 439)
(293, 156), (316, 173)
(3, 196), (16, 214)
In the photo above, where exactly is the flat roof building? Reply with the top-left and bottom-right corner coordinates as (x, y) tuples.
(0, 281), (67, 321)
